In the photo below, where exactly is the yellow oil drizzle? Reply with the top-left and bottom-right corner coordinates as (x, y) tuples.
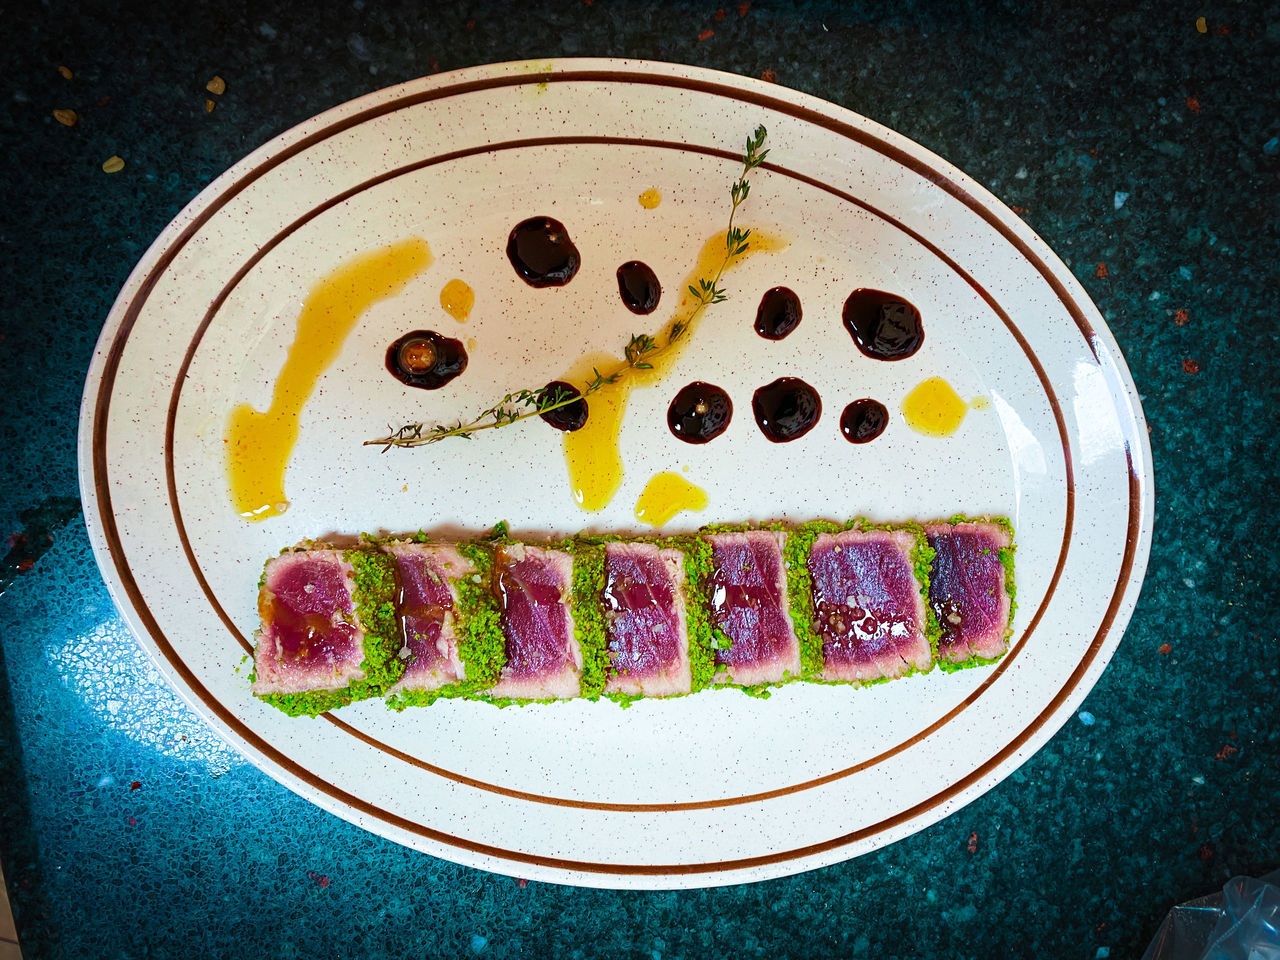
(635, 472), (708, 527)
(902, 376), (968, 437)
(970, 395), (991, 410)
(562, 229), (784, 511)
(439, 278), (474, 321)
(638, 188), (662, 209)
(225, 237), (433, 521)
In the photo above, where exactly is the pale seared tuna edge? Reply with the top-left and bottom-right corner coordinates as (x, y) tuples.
(380, 538), (505, 710)
(252, 545), (401, 717)
(806, 525), (934, 682)
(925, 516), (1016, 669)
(486, 543), (584, 702)
(703, 528), (803, 690)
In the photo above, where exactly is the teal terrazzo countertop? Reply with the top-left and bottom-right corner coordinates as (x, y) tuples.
(2, 0), (1277, 956)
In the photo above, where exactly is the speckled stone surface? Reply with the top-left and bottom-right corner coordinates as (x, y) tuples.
(2, 1), (1277, 957)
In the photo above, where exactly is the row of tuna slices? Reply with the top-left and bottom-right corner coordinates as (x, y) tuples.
(250, 519), (1015, 716)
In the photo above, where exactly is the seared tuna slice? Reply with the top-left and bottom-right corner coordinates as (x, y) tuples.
(808, 528), (932, 681)
(490, 544), (583, 700)
(253, 546), (400, 715)
(602, 542), (692, 697)
(706, 530), (802, 686)
(925, 520), (1015, 663)
(382, 542), (472, 693)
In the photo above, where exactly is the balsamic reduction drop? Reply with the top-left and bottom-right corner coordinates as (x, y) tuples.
(754, 286), (802, 340)
(385, 330), (468, 389)
(842, 289), (924, 360)
(667, 382), (733, 444)
(840, 399), (889, 443)
(537, 380), (589, 432)
(616, 261), (661, 314)
(752, 377), (822, 442)
(506, 217), (581, 287)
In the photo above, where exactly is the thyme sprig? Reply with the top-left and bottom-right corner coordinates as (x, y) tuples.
(367, 124), (769, 451)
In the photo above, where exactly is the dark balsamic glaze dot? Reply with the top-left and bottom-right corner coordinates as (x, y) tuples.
(616, 261), (662, 314)
(537, 380), (589, 432)
(842, 289), (924, 360)
(752, 377), (822, 443)
(506, 217), (580, 287)
(840, 399), (889, 443)
(667, 381), (733, 444)
(385, 330), (468, 389)
(754, 286), (802, 340)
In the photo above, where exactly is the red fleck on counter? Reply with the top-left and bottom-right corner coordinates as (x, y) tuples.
(697, 28), (714, 40)
(967, 832), (979, 854)
(1174, 309), (1190, 326)
(1095, 262), (1109, 279)
(1182, 359), (1201, 374)
(1186, 96), (1202, 113)
(1158, 643), (1172, 655)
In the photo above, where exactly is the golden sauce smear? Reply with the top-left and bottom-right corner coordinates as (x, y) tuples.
(901, 376), (968, 437)
(638, 188), (662, 210)
(634, 472), (708, 527)
(225, 237), (433, 521)
(439, 278), (474, 321)
(562, 229), (785, 510)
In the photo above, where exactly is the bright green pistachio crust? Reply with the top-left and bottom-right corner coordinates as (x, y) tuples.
(253, 518), (1014, 713)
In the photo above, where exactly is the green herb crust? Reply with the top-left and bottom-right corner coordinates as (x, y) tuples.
(931, 515), (1017, 674)
(257, 546), (402, 718)
(253, 515), (1014, 712)
(439, 541), (505, 696)
(565, 539), (609, 699)
(782, 520), (846, 678)
(673, 536), (716, 693)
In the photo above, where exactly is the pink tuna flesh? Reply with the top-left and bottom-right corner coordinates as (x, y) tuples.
(808, 529), (930, 681)
(707, 531), (801, 685)
(491, 546), (582, 699)
(253, 551), (364, 695)
(603, 542), (691, 697)
(925, 522), (1013, 661)
(385, 544), (470, 690)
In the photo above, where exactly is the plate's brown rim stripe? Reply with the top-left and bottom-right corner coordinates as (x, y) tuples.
(88, 67), (1144, 874)
(163, 134), (1075, 811)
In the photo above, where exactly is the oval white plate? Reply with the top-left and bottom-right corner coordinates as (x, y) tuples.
(78, 59), (1153, 889)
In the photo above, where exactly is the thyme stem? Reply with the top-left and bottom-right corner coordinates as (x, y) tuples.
(367, 125), (769, 451)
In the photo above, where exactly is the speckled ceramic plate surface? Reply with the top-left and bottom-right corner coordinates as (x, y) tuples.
(78, 59), (1153, 888)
